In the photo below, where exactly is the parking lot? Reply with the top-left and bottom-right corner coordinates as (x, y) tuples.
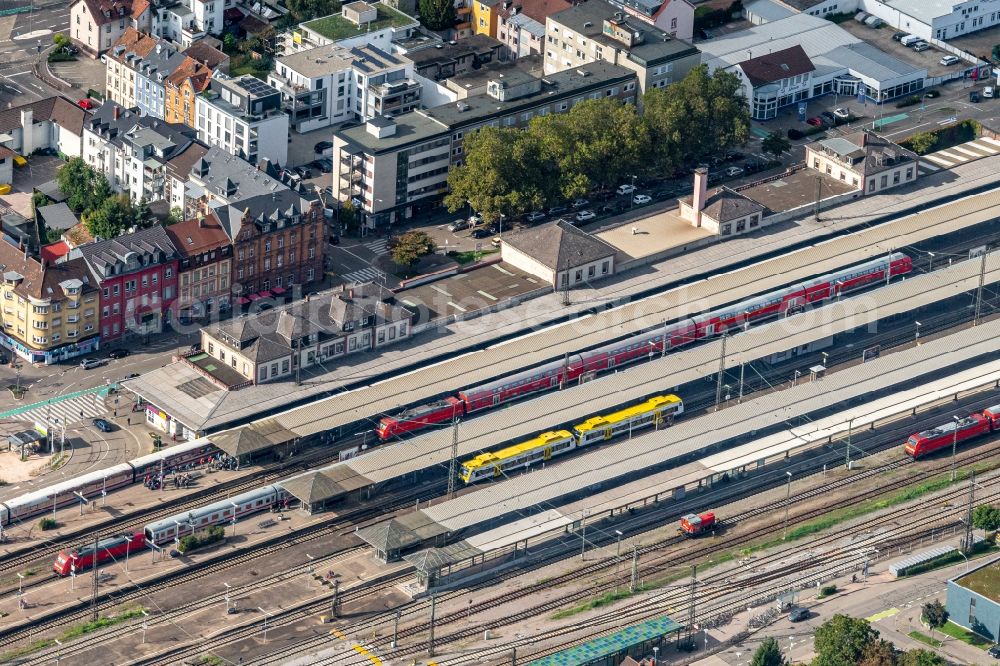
(838, 20), (976, 78)
(950, 24), (1000, 61)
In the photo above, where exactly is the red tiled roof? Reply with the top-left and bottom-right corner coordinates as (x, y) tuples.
(165, 216), (232, 258)
(108, 27), (158, 60)
(40, 241), (71, 264)
(738, 45), (814, 87)
(166, 55), (213, 92)
(183, 42), (229, 70)
(73, 0), (142, 26)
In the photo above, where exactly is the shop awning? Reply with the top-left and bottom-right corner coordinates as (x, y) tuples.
(237, 297), (251, 305)
(271, 286), (286, 295)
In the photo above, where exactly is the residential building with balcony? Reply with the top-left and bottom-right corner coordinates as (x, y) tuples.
(155, 0), (226, 46)
(543, 0), (700, 94)
(210, 188), (325, 299)
(164, 55), (214, 127)
(497, 0), (571, 60)
(165, 215), (232, 320)
(268, 43), (419, 133)
(70, 0), (153, 58)
(0, 238), (101, 364)
(195, 73), (289, 166)
(281, 1), (418, 55)
(332, 60), (636, 226)
(200, 281), (412, 384)
(404, 34), (506, 82)
(72, 225), (179, 342)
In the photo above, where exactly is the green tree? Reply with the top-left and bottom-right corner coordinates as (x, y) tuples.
(907, 132), (938, 155)
(859, 639), (897, 666)
(389, 230), (436, 268)
(134, 196), (150, 227)
(762, 131), (791, 159)
(445, 126), (557, 224)
(419, 0), (456, 30)
(972, 504), (1000, 531)
(899, 649), (945, 666)
(530, 98), (648, 196)
(53, 32), (70, 49)
(813, 614), (879, 666)
(84, 194), (135, 240)
(921, 600), (948, 633)
(57, 157), (100, 214)
(166, 206), (184, 225)
(750, 637), (788, 666)
(641, 64), (750, 169)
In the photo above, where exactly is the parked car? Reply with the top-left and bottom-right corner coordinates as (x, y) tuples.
(310, 159), (332, 173)
(92, 418), (114, 433)
(924, 89), (941, 98)
(314, 140), (333, 153)
(80, 358), (103, 370)
(939, 54), (960, 66)
(571, 198), (589, 208)
(970, 91), (981, 103)
(820, 111), (836, 124)
(900, 34), (921, 46)
(987, 644), (1000, 658)
(806, 116), (823, 126)
(912, 42), (931, 52)
(632, 194), (652, 205)
(724, 150), (744, 161)
(985, 86), (995, 98)
(293, 166), (313, 179)
(525, 211), (546, 223)
(448, 219), (470, 232)
(616, 184), (636, 195)
(575, 210), (596, 222)
(470, 228), (491, 239)
(789, 607), (810, 622)
(108, 349), (130, 359)
(189, 342), (202, 352)
(547, 205), (569, 216)
(833, 107), (851, 120)
(468, 212), (484, 225)
(892, 31), (907, 41)
(725, 166), (744, 177)
(77, 98), (97, 110)
(491, 236), (502, 248)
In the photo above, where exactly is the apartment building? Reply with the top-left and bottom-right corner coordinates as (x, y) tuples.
(164, 56), (214, 127)
(195, 73), (289, 166)
(0, 239), (100, 364)
(210, 189), (326, 298)
(0, 97), (90, 159)
(805, 130), (920, 195)
(282, 1), (418, 55)
(332, 60), (636, 226)
(105, 28), (156, 110)
(73, 225), (179, 342)
(69, 0), (153, 57)
(171, 145), (286, 219)
(201, 281), (412, 384)
(613, 0), (694, 41)
(165, 215), (232, 321)
(497, 0), (571, 60)
(156, 0), (225, 46)
(268, 43), (420, 133)
(543, 0), (700, 93)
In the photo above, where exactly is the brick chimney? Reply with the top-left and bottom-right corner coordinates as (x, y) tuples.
(692, 167), (708, 227)
(113, 106), (121, 121)
(198, 217), (205, 228)
(19, 107), (33, 156)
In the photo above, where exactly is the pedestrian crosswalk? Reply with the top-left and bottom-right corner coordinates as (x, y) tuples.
(17, 393), (109, 429)
(919, 136), (1000, 174)
(339, 267), (386, 285)
(364, 238), (389, 256)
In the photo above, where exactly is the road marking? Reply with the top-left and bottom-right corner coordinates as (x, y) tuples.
(430, 285), (451, 296)
(6, 71), (31, 77)
(476, 290), (497, 301)
(919, 161), (940, 172)
(924, 154), (955, 167)
(934, 150), (965, 162)
(970, 140), (999, 154)
(950, 145), (984, 158)
(866, 608), (899, 622)
(447, 301), (467, 312)
(492, 264), (514, 276)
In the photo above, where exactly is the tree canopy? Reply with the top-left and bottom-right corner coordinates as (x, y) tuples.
(921, 600), (948, 631)
(972, 504), (1000, 531)
(57, 157), (103, 215)
(84, 194), (139, 240)
(762, 131), (790, 159)
(419, 0), (456, 30)
(389, 230), (436, 268)
(446, 65), (750, 220)
(750, 637), (788, 666)
(813, 614), (880, 666)
(898, 649), (946, 666)
(58, 157), (143, 240)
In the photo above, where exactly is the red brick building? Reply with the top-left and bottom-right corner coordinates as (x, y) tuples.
(73, 226), (179, 342)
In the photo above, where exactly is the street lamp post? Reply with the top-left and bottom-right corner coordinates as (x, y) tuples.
(615, 530), (624, 577)
(845, 416), (855, 468)
(782, 471), (793, 540)
(915, 321), (922, 346)
(927, 252), (935, 272)
(124, 535), (133, 573)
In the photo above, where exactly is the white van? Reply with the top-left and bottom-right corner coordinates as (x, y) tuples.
(900, 34), (921, 46)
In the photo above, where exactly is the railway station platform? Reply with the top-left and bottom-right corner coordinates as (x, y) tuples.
(354, 318), (1000, 582)
(159, 187), (1000, 447)
(527, 615), (686, 666)
(278, 248), (1000, 513)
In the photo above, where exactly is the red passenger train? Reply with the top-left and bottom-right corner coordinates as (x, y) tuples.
(53, 532), (145, 576)
(904, 406), (1000, 459)
(377, 253), (912, 439)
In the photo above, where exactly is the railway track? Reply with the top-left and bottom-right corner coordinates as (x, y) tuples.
(152, 430), (1000, 666)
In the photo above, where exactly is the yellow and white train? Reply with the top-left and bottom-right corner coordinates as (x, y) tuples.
(458, 395), (684, 484)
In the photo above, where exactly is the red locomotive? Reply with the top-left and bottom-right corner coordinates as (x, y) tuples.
(904, 407), (1000, 459)
(680, 512), (717, 537)
(53, 532), (145, 576)
(377, 253), (912, 440)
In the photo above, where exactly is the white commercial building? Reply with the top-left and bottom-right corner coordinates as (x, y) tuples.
(699, 12), (926, 119)
(268, 43), (420, 133)
(195, 73), (289, 166)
